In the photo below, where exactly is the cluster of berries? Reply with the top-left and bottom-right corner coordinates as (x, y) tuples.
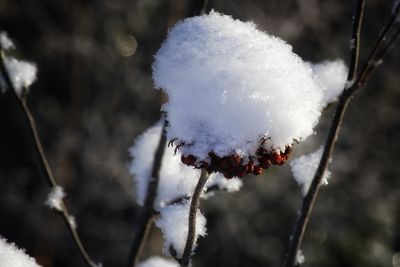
(178, 142), (292, 179)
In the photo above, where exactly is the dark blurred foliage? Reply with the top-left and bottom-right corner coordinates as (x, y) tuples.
(0, 0), (399, 266)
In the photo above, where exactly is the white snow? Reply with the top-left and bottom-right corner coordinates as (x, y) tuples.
(0, 32), (15, 50)
(155, 200), (207, 258)
(0, 237), (41, 267)
(137, 257), (178, 267)
(153, 11), (323, 161)
(344, 80), (354, 89)
(311, 59), (348, 107)
(290, 146), (331, 196)
(207, 173), (242, 193)
(296, 250), (305, 265)
(3, 57), (37, 96)
(129, 121), (242, 209)
(45, 186), (65, 212)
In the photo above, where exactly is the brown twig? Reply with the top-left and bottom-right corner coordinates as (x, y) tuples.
(180, 169), (210, 267)
(0, 50), (98, 267)
(126, 119), (167, 267)
(284, 0), (400, 266)
(283, 0), (366, 266)
(353, 0), (400, 90)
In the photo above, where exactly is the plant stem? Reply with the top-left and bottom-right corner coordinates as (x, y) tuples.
(180, 169), (209, 267)
(355, 5), (400, 90)
(126, 120), (167, 267)
(0, 51), (98, 267)
(283, 92), (351, 267)
(283, 0), (366, 266)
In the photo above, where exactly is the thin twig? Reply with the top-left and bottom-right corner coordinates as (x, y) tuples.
(353, 1), (400, 90)
(346, 0), (365, 82)
(356, 26), (400, 88)
(126, 120), (167, 267)
(0, 50), (98, 267)
(283, 93), (352, 267)
(180, 169), (210, 267)
(283, 1), (366, 266)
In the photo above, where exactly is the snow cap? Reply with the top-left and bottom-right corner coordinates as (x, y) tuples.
(153, 11), (323, 162)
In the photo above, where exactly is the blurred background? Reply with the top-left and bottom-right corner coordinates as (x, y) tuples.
(0, 0), (399, 266)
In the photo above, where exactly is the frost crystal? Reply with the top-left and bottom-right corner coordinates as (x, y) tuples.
(0, 32), (15, 50)
(296, 250), (305, 265)
(153, 11), (323, 163)
(137, 257), (178, 267)
(3, 57), (37, 96)
(0, 237), (41, 267)
(290, 146), (331, 196)
(312, 59), (348, 107)
(129, 121), (242, 209)
(45, 186), (65, 211)
(155, 200), (207, 257)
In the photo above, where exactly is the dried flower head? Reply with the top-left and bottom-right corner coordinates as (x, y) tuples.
(153, 12), (324, 177)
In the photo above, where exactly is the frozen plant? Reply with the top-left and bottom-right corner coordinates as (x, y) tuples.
(284, 1), (400, 265)
(155, 200), (207, 258)
(0, 237), (41, 267)
(0, 32), (98, 267)
(290, 146), (331, 196)
(0, 32), (37, 96)
(137, 257), (178, 267)
(129, 121), (242, 209)
(153, 11), (324, 178)
(128, 121), (242, 266)
(296, 250), (305, 265)
(2, 57), (37, 96)
(45, 186), (66, 212)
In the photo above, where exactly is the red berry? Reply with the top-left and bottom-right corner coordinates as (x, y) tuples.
(270, 151), (284, 165)
(246, 162), (254, 173)
(220, 157), (230, 170)
(236, 165), (247, 177)
(252, 166), (263, 175)
(259, 157), (271, 169)
(181, 155), (196, 166)
(230, 154), (241, 165)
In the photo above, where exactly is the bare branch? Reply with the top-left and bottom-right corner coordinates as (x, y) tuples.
(180, 169), (209, 267)
(346, 0), (366, 83)
(354, 3), (400, 90)
(284, 1), (400, 266)
(0, 50), (98, 267)
(283, 1), (366, 266)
